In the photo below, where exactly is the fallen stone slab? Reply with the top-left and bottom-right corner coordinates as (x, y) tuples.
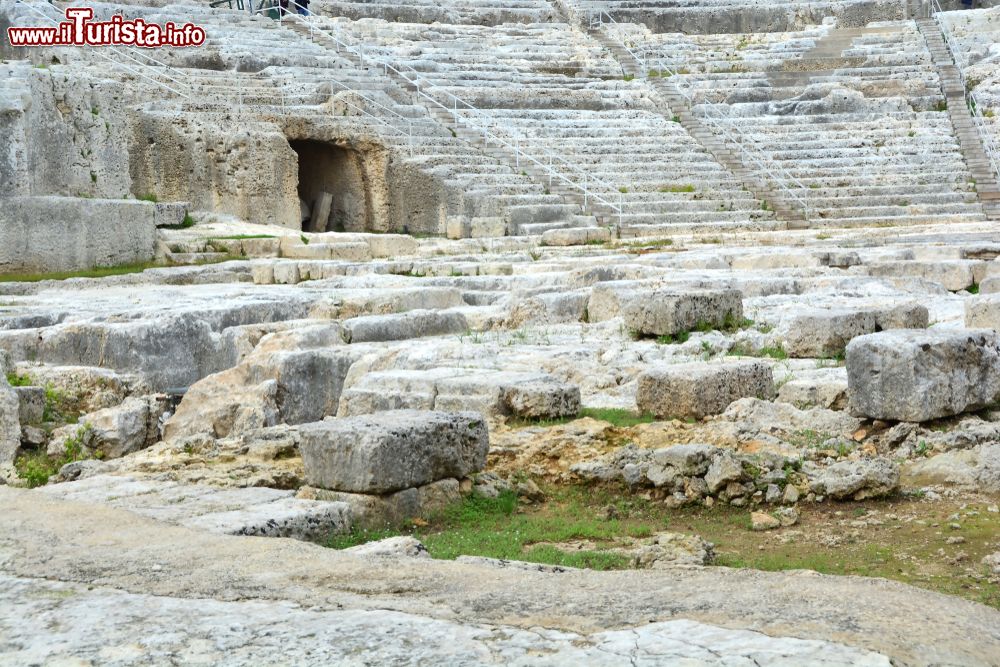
(48, 395), (170, 459)
(624, 289), (743, 338)
(806, 459), (900, 501)
(340, 310), (468, 343)
(865, 260), (983, 292)
(636, 361), (773, 419)
(297, 478), (461, 529)
(903, 443), (1000, 493)
(847, 329), (1000, 422)
(35, 474), (351, 540)
(541, 227), (611, 247)
(343, 536), (431, 559)
(338, 369), (580, 421)
(299, 410), (489, 494)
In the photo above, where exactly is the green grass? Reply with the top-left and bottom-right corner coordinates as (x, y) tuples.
(0, 262), (160, 283)
(968, 283), (980, 295)
(657, 330), (690, 345)
(659, 184), (695, 193)
(729, 343), (788, 360)
(6, 372), (33, 387)
(325, 489), (634, 570)
(509, 408), (654, 430)
(579, 408), (654, 428)
(320, 482), (1000, 608)
(14, 424), (94, 488)
(160, 213), (196, 231)
(136, 193), (158, 202)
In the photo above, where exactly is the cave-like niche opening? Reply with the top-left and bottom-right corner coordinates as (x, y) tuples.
(290, 139), (370, 232)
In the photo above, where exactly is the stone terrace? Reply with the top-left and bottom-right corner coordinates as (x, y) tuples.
(604, 19), (989, 228)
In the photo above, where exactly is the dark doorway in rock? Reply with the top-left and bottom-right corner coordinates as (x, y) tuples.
(289, 139), (369, 233)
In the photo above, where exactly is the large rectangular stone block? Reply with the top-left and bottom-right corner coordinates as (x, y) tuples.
(623, 289), (743, 337)
(299, 410), (489, 493)
(965, 295), (1000, 330)
(0, 196), (158, 274)
(782, 304), (927, 358)
(636, 361), (774, 419)
(846, 329), (1000, 422)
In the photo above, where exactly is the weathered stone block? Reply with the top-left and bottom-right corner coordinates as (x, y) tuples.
(299, 410), (489, 493)
(965, 294), (1000, 330)
(847, 329), (1000, 421)
(0, 196), (157, 274)
(636, 361), (774, 419)
(14, 385), (44, 426)
(783, 305), (928, 358)
(623, 289), (743, 337)
(0, 374), (19, 465)
(541, 227), (611, 247)
(807, 459), (900, 501)
(340, 310), (468, 343)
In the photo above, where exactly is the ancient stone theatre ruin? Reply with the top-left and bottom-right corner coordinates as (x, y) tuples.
(2, 0), (1000, 664)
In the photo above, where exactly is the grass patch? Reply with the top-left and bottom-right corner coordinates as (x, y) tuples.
(136, 193), (158, 202)
(320, 482), (1000, 608)
(579, 408), (654, 427)
(0, 262), (160, 283)
(657, 330), (690, 345)
(6, 372), (33, 387)
(659, 184), (695, 193)
(15, 424), (94, 488)
(968, 283), (980, 295)
(729, 343), (788, 360)
(160, 213), (196, 231)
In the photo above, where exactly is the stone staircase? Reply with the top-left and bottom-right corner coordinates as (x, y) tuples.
(589, 26), (808, 229)
(916, 16), (1000, 220)
(284, 17), (601, 236)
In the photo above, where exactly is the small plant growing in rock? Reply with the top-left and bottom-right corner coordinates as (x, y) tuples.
(137, 193), (158, 202)
(299, 234), (310, 245)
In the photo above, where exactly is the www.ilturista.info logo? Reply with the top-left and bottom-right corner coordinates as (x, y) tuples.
(7, 7), (206, 47)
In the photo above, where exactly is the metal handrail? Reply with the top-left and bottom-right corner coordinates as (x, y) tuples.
(14, 0), (192, 98)
(929, 4), (1000, 183)
(589, 8), (815, 218)
(262, 0), (628, 219)
(12, 0), (429, 149)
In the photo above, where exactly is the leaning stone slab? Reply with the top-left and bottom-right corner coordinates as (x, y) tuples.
(636, 361), (773, 419)
(299, 410), (489, 494)
(846, 329), (1000, 422)
(0, 374), (19, 465)
(623, 289), (742, 337)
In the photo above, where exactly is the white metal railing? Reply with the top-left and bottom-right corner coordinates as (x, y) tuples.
(13, 1), (433, 153)
(257, 0), (630, 222)
(589, 8), (815, 219)
(929, 2), (1000, 183)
